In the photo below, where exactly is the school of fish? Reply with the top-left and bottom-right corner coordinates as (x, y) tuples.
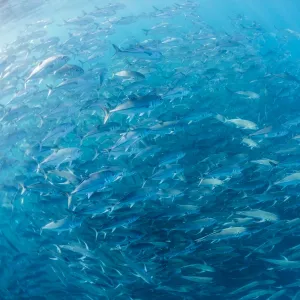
(1, 0), (300, 299)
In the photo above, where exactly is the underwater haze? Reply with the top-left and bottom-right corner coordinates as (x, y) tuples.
(2, 0), (300, 299)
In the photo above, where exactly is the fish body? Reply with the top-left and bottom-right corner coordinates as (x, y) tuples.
(242, 137), (259, 148)
(39, 148), (82, 170)
(114, 70), (145, 80)
(27, 55), (70, 81)
(53, 64), (84, 78)
(104, 94), (162, 123)
(196, 227), (248, 242)
(236, 209), (279, 222)
(72, 169), (123, 197)
(275, 173), (300, 187)
(41, 123), (75, 145)
(42, 217), (81, 232)
(261, 258), (300, 269)
(112, 44), (163, 60)
(235, 91), (260, 99)
(226, 118), (258, 130)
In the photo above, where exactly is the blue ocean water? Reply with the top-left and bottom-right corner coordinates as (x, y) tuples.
(1, 0), (300, 299)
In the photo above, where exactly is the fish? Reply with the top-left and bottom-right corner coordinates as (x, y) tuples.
(103, 93), (162, 123)
(196, 227), (248, 242)
(41, 217), (82, 233)
(250, 158), (279, 167)
(240, 289), (274, 300)
(267, 289), (287, 300)
(260, 258), (300, 269)
(242, 137), (259, 148)
(53, 64), (84, 78)
(112, 44), (163, 60)
(38, 148), (82, 171)
(40, 123), (76, 146)
(71, 169), (123, 198)
(181, 276), (213, 283)
(114, 70), (145, 80)
(235, 91), (260, 100)
(225, 117), (258, 130)
(230, 281), (260, 295)
(180, 263), (215, 272)
(26, 55), (70, 82)
(46, 169), (79, 185)
(236, 209), (279, 222)
(274, 173), (300, 187)
(199, 178), (224, 187)
(173, 218), (217, 233)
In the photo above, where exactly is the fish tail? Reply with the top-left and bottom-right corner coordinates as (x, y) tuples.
(79, 136), (84, 146)
(92, 149), (99, 161)
(101, 231), (107, 239)
(37, 114), (44, 128)
(41, 169), (48, 181)
(112, 44), (121, 57)
(19, 183), (26, 195)
(215, 114), (226, 123)
(78, 60), (86, 68)
(142, 178), (148, 188)
(152, 6), (161, 11)
(225, 86), (234, 95)
(142, 29), (149, 35)
(102, 106), (111, 124)
(46, 84), (54, 98)
(67, 193), (72, 209)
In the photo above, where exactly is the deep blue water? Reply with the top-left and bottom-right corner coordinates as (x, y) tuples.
(1, 0), (300, 299)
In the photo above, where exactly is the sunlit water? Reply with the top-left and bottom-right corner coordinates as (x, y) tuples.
(1, 1), (300, 299)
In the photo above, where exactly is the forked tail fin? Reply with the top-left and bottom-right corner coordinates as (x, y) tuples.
(112, 44), (122, 57)
(101, 106), (111, 124)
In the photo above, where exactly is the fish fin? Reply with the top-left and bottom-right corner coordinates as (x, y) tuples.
(46, 84), (54, 98)
(87, 192), (94, 199)
(92, 149), (99, 161)
(281, 255), (289, 261)
(142, 179), (148, 188)
(112, 44), (122, 57)
(53, 244), (61, 254)
(67, 193), (72, 209)
(19, 183), (26, 195)
(91, 227), (99, 241)
(152, 6), (161, 11)
(58, 180), (70, 185)
(101, 231), (107, 239)
(142, 29), (149, 35)
(102, 106), (111, 124)
(225, 86), (235, 95)
(195, 228), (204, 235)
(78, 60), (86, 68)
(83, 240), (89, 250)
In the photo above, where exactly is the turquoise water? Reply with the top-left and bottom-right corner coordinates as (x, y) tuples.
(1, 0), (300, 299)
